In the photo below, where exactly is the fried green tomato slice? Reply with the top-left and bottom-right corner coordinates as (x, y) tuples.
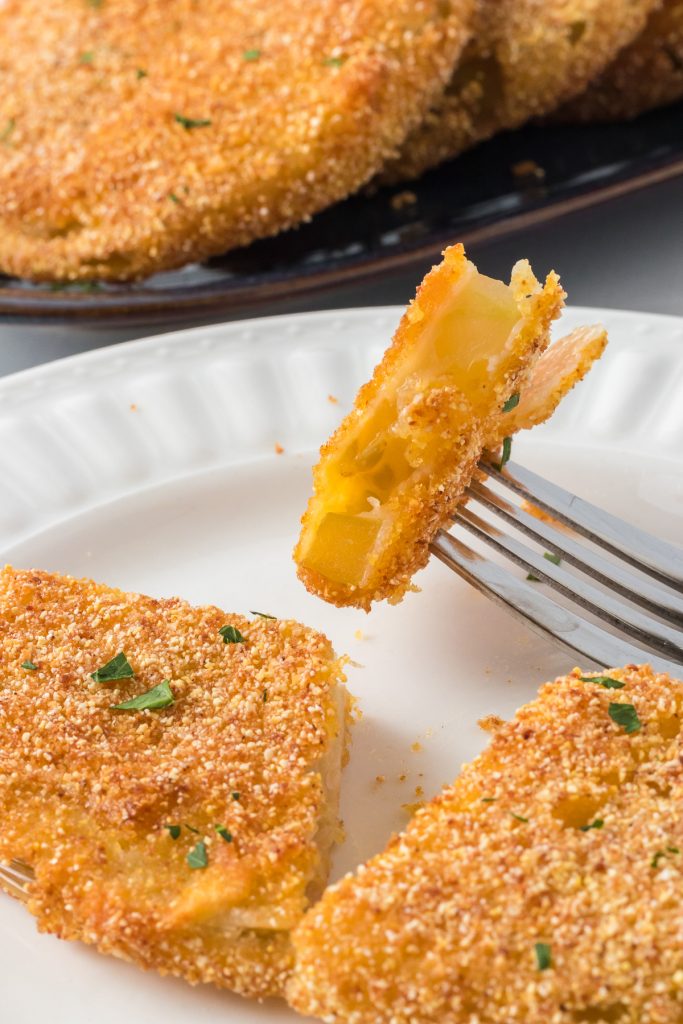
(289, 665), (683, 1024)
(383, 0), (659, 182)
(295, 243), (605, 610)
(556, 0), (683, 121)
(0, 0), (472, 281)
(0, 566), (348, 998)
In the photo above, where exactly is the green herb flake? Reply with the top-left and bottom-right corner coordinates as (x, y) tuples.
(164, 824), (181, 840)
(185, 824), (200, 834)
(481, 797), (496, 803)
(187, 840), (208, 870)
(580, 675), (625, 690)
(510, 812), (529, 823)
(173, 112), (212, 130)
(250, 610), (276, 620)
(580, 819), (604, 832)
(219, 624), (246, 644)
(168, 192), (182, 204)
(232, 791), (241, 801)
(215, 825), (233, 843)
(323, 55), (346, 67)
(668, 846), (680, 854)
(79, 51), (95, 63)
(262, 689), (268, 703)
(88, 0), (103, 7)
(651, 850), (666, 869)
(568, 19), (586, 44)
(608, 702), (641, 734)
(243, 48), (261, 61)
(497, 436), (512, 470)
(91, 652), (134, 682)
(111, 679), (175, 712)
(21, 660), (38, 671)
(527, 550), (563, 581)
(1, 118), (16, 143)
(136, 68), (148, 79)
(534, 942), (552, 971)
(502, 392), (520, 413)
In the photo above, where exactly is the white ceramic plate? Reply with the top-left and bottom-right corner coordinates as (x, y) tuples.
(1, 306), (683, 1024)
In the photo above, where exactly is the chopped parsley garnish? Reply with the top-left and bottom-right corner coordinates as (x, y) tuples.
(534, 942), (552, 971)
(187, 840), (208, 870)
(502, 392), (520, 413)
(79, 51), (95, 63)
(91, 652), (134, 682)
(232, 791), (241, 801)
(219, 624), (246, 644)
(21, 660), (38, 671)
(136, 68), (148, 79)
(652, 846), (680, 868)
(527, 551), (562, 581)
(250, 610), (276, 619)
(173, 112), (212, 130)
(1, 118), (16, 143)
(568, 19), (587, 44)
(497, 436), (512, 470)
(164, 824), (181, 840)
(510, 812), (529, 823)
(262, 689), (268, 703)
(243, 48), (261, 61)
(580, 819), (604, 832)
(481, 797), (496, 803)
(111, 679), (175, 712)
(168, 192), (182, 204)
(608, 702), (641, 734)
(88, 0), (103, 7)
(185, 824), (200, 834)
(215, 825), (233, 843)
(323, 55), (346, 67)
(580, 675), (625, 690)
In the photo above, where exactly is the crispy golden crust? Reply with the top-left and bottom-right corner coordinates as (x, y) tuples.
(556, 0), (683, 122)
(295, 244), (565, 610)
(0, 0), (472, 282)
(384, 0), (658, 182)
(289, 664), (683, 1024)
(0, 566), (346, 998)
(487, 323), (608, 448)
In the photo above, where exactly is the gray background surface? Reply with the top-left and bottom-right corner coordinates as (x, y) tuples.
(1, 176), (682, 378)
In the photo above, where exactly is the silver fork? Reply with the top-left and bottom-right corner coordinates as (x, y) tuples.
(431, 459), (683, 676)
(0, 858), (32, 900)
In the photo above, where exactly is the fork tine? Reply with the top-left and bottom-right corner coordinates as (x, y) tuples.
(468, 479), (683, 625)
(430, 529), (683, 677)
(456, 505), (683, 661)
(483, 459), (683, 591)
(0, 863), (30, 902)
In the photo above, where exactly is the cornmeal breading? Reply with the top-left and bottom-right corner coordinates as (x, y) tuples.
(295, 244), (605, 610)
(0, 0), (471, 282)
(289, 665), (683, 1024)
(556, 0), (683, 122)
(384, 0), (658, 182)
(0, 566), (347, 998)
(488, 323), (608, 446)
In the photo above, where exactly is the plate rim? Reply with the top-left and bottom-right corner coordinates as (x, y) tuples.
(2, 302), (683, 395)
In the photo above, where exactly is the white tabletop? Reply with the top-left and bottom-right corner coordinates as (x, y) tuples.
(1, 176), (682, 378)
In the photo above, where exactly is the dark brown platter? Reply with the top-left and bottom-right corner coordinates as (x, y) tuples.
(0, 102), (681, 327)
